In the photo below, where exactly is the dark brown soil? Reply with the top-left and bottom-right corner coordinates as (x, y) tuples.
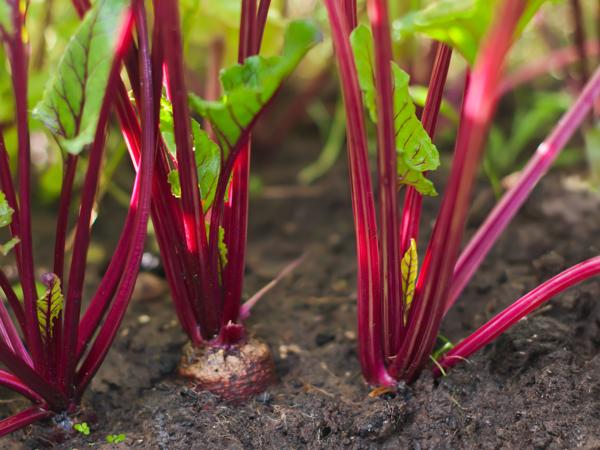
(2, 134), (600, 449)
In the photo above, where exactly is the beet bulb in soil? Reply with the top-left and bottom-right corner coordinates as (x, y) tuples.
(119, 0), (320, 400)
(325, 0), (600, 387)
(0, 0), (157, 437)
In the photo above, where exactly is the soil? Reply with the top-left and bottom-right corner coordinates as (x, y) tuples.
(2, 133), (600, 449)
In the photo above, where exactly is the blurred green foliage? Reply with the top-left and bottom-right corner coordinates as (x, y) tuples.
(1, 0), (597, 203)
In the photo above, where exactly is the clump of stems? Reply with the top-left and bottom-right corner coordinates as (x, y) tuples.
(0, 0), (157, 435)
(121, 0), (279, 351)
(324, 0), (600, 385)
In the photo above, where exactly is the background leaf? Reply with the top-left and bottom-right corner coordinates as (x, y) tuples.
(0, 191), (13, 227)
(189, 19), (321, 154)
(33, 0), (129, 154)
(0, 1), (13, 35)
(393, 0), (548, 65)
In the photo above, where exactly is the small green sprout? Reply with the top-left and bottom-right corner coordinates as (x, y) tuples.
(106, 433), (126, 443)
(73, 422), (90, 436)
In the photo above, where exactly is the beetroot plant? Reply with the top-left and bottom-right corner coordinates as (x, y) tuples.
(0, 0), (157, 435)
(110, 0), (319, 400)
(324, 0), (600, 385)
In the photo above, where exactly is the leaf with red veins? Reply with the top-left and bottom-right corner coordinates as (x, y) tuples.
(32, 0), (129, 155)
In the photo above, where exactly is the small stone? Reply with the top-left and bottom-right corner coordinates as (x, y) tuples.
(138, 314), (151, 324)
(279, 344), (302, 359)
(344, 330), (356, 341)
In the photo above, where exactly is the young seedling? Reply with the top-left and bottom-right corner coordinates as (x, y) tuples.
(106, 433), (126, 443)
(110, 0), (320, 400)
(0, 0), (157, 437)
(324, 0), (600, 386)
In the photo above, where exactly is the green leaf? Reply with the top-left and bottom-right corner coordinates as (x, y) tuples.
(0, 237), (19, 256)
(408, 85), (459, 125)
(193, 126), (221, 210)
(106, 433), (126, 443)
(217, 225), (227, 268)
(585, 123), (600, 185)
(159, 97), (177, 156)
(167, 170), (181, 198)
(392, 65), (439, 196)
(350, 25), (439, 196)
(0, 191), (14, 228)
(349, 26), (377, 123)
(392, 0), (548, 65)
(0, 191), (18, 256)
(189, 19), (321, 154)
(401, 238), (418, 324)
(33, 0), (129, 154)
(0, 1), (13, 35)
(161, 97), (221, 210)
(205, 222), (228, 268)
(74, 422), (90, 436)
(36, 273), (64, 340)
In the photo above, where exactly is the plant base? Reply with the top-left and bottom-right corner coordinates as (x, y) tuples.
(24, 407), (96, 444)
(178, 337), (276, 402)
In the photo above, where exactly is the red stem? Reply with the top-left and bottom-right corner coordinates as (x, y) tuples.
(52, 155), (78, 280)
(255, 0), (272, 53)
(60, 11), (134, 396)
(75, 0), (156, 396)
(115, 73), (203, 343)
(0, 369), (43, 403)
(76, 202), (134, 356)
(0, 267), (26, 332)
(438, 257), (600, 374)
(398, 43), (452, 256)
(156, 0), (220, 338)
(219, 0), (265, 335)
(220, 144), (250, 331)
(448, 66), (600, 311)
(390, 0), (525, 381)
(0, 406), (51, 438)
(6, 5), (44, 369)
(324, 0), (393, 385)
(366, 0), (403, 361)
(0, 286), (31, 367)
(342, 0), (358, 28)
(0, 339), (66, 409)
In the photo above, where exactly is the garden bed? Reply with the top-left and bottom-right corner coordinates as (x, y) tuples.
(3, 135), (600, 449)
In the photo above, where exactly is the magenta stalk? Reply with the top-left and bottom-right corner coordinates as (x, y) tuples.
(367, 0), (404, 359)
(390, 0), (526, 381)
(324, 0), (393, 386)
(438, 256), (600, 373)
(449, 66), (600, 311)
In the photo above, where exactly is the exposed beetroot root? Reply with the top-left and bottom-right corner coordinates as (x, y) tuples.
(178, 337), (276, 402)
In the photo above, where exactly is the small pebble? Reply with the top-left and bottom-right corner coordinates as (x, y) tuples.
(138, 314), (151, 324)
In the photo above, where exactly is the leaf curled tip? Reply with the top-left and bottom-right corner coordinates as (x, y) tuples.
(37, 273), (64, 340)
(401, 238), (418, 324)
